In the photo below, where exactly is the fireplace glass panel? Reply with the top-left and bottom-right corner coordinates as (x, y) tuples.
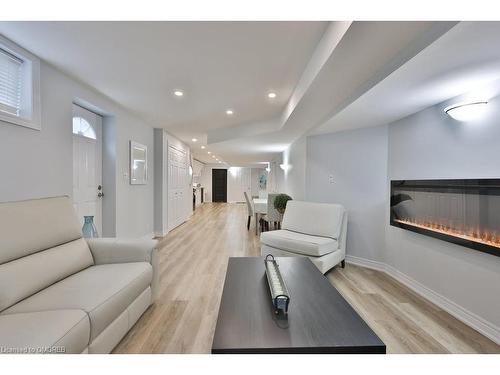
(390, 179), (500, 257)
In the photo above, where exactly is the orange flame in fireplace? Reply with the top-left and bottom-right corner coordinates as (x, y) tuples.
(394, 218), (500, 249)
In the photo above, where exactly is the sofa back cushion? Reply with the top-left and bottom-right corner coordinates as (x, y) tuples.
(0, 196), (84, 264)
(282, 200), (345, 239)
(0, 196), (94, 311)
(0, 238), (94, 311)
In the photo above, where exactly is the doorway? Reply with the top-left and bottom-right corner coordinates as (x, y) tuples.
(212, 169), (228, 202)
(72, 104), (103, 234)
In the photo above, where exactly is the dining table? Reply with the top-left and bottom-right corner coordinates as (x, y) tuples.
(252, 198), (267, 235)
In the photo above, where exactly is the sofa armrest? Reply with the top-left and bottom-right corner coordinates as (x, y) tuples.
(86, 238), (157, 264)
(86, 238), (160, 301)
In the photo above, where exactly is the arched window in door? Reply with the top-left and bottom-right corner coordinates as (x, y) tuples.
(72, 116), (96, 139)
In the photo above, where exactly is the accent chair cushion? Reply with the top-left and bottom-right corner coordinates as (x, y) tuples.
(282, 201), (345, 240)
(260, 229), (339, 257)
(5, 262), (153, 341)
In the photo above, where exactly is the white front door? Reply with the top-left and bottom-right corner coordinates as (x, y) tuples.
(168, 144), (188, 231)
(72, 104), (103, 234)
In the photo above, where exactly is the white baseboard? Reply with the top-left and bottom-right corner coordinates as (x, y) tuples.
(345, 255), (500, 345)
(345, 255), (385, 272)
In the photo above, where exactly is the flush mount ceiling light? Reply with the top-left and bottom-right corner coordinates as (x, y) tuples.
(192, 138), (197, 142)
(226, 109), (234, 115)
(173, 90), (184, 97)
(207, 151), (211, 154)
(268, 92), (277, 99)
(444, 101), (488, 122)
(201, 145), (206, 149)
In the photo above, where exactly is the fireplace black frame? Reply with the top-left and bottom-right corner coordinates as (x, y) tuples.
(390, 179), (500, 258)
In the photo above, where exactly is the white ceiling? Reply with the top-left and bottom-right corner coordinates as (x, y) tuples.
(199, 21), (457, 165)
(312, 22), (500, 135)
(2, 21), (493, 167)
(0, 21), (327, 163)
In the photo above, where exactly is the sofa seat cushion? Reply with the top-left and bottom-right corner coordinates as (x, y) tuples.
(5, 262), (152, 341)
(260, 230), (338, 257)
(0, 310), (90, 354)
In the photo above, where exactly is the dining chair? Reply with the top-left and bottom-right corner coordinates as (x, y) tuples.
(243, 191), (254, 230)
(261, 193), (281, 232)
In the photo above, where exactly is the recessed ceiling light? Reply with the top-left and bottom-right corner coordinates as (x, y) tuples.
(174, 90), (184, 97)
(192, 138), (197, 142)
(208, 151), (211, 154)
(226, 109), (234, 115)
(218, 161), (222, 163)
(268, 92), (277, 99)
(201, 145), (205, 149)
(444, 101), (488, 122)
(212, 155), (216, 158)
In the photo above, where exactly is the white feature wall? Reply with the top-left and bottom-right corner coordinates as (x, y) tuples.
(306, 125), (389, 262)
(386, 96), (500, 338)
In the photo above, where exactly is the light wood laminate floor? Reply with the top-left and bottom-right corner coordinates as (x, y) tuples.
(113, 203), (500, 354)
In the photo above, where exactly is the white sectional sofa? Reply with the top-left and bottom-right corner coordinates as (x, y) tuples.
(260, 201), (347, 274)
(0, 196), (159, 354)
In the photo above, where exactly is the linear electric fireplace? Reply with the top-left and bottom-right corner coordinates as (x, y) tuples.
(390, 179), (500, 257)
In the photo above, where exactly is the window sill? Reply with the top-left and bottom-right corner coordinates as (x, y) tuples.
(0, 111), (41, 131)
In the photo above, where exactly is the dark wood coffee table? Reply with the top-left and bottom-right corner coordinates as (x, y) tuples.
(211, 257), (385, 354)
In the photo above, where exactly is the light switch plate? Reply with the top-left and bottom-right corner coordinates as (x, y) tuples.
(329, 175), (334, 184)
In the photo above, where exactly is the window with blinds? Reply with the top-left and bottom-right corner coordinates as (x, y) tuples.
(0, 48), (23, 117)
(0, 36), (40, 130)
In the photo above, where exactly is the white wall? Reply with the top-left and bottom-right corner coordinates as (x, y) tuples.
(0, 60), (155, 238)
(153, 128), (166, 236)
(306, 126), (388, 262)
(387, 96), (500, 333)
(281, 135), (307, 200)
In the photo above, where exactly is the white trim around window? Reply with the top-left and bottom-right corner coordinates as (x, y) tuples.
(0, 34), (41, 131)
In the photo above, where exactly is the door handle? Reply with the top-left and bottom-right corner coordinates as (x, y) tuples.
(97, 185), (104, 198)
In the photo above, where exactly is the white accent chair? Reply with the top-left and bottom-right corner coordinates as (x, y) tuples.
(260, 201), (347, 274)
(0, 196), (159, 354)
